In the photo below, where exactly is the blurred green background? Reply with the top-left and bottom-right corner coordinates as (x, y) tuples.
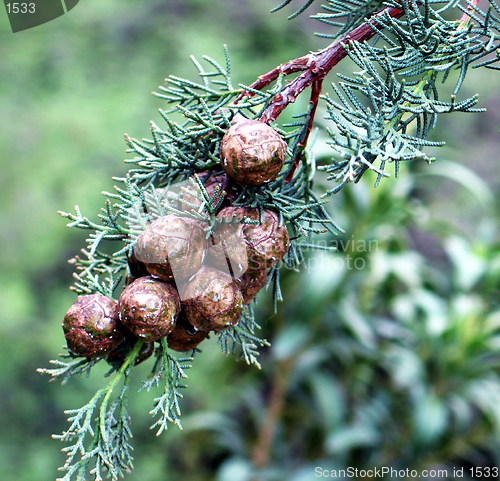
(0, 1), (498, 480)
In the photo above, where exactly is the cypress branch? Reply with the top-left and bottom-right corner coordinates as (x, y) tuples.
(40, 1), (498, 479)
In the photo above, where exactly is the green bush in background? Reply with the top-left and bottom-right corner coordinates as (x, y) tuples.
(0, 1), (498, 480)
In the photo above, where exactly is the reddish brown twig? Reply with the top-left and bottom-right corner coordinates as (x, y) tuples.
(235, 55), (312, 103)
(257, 6), (405, 124)
(234, 5), (406, 181)
(284, 78), (323, 182)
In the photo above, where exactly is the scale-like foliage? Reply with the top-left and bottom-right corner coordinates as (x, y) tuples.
(140, 340), (194, 434)
(316, 0), (498, 194)
(52, 346), (139, 481)
(218, 306), (271, 369)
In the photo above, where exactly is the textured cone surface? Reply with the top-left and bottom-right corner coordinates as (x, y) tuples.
(134, 214), (207, 281)
(181, 266), (244, 331)
(206, 222), (248, 278)
(118, 277), (181, 342)
(167, 312), (209, 352)
(238, 266), (268, 304)
(217, 206), (289, 269)
(220, 120), (287, 186)
(63, 294), (124, 358)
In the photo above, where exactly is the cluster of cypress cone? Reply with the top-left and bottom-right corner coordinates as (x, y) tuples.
(62, 119), (289, 363)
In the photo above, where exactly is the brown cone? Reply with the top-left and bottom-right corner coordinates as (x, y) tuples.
(125, 249), (150, 286)
(118, 276), (181, 342)
(106, 336), (155, 367)
(63, 294), (125, 358)
(217, 207), (289, 270)
(220, 119), (287, 186)
(134, 214), (207, 282)
(238, 266), (268, 304)
(205, 221), (248, 279)
(167, 312), (209, 352)
(181, 266), (244, 331)
(178, 172), (231, 212)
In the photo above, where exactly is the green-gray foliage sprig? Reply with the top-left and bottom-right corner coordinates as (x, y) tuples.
(260, 1), (498, 198)
(52, 342), (142, 481)
(218, 305), (270, 369)
(315, 0), (498, 194)
(140, 339), (194, 434)
(38, 354), (99, 386)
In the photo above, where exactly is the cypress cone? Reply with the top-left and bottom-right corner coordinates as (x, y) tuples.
(106, 335), (155, 367)
(179, 171), (233, 212)
(206, 220), (248, 279)
(238, 266), (268, 304)
(134, 214), (207, 282)
(118, 276), (181, 342)
(217, 206), (289, 270)
(220, 119), (287, 186)
(167, 312), (209, 352)
(62, 294), (125, 358)
(181, 266), (244, 331)
(125, 249), (150, 286)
